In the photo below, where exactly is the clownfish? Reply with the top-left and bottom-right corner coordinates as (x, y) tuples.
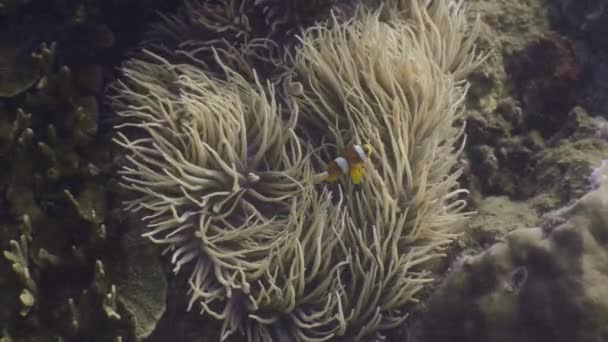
(313, 144), (373, 185)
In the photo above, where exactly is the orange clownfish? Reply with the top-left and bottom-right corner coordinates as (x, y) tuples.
(314, 144), (373, 185)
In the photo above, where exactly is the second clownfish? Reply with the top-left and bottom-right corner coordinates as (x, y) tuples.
(313, 144), (373, 185)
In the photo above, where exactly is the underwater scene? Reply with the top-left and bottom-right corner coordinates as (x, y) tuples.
(1, 0), (608, 341)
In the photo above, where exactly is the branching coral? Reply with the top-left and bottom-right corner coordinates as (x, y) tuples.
(3, 215), (37, 317)
(111, 0), (484, 340)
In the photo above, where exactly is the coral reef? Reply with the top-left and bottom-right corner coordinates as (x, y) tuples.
(0, 52), (162, 342)
(521, 106), (608, 208)
(557, 0), (608, 49)
(507, 31), (578, 137)
(462, 0), (552, 113)
(403, 0), (608, 340)
(0, 0), (174, 340)
(3, 0), (604, 340)
(554, 0), (608, 116)
(458, 0), (608, 210)
(460, 196), (539, 253)
(454, 0), (573, 206)
(466, 103), (608, 207)
(0, 26), (42, 98)
(110, 0), (483, 340)
(413, 160), (608, 342)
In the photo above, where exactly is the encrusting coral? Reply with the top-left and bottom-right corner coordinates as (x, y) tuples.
(111, 0), (484, 340)
(414, 159), (608, 342)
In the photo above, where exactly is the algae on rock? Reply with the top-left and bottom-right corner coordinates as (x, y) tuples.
(415, 160), (608, 342)
(0, 4), (168, 339)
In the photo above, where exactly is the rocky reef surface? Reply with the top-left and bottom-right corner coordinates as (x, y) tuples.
(0, 0), (607, 341)
(0, 1), (172, 340)
(412, 160), (608, 342)
(401, 0), (608, 341)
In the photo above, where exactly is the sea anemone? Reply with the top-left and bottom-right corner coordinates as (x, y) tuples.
(110, 0), (484, 340)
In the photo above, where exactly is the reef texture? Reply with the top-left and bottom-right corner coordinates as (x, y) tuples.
(414, 160), (608, 342)
(458, 0), (608, 209)
(2, 0), (608, 341)
(555, 0), (608, 115)
(402, 0), (608, 340)
(0, 0), (171, 341)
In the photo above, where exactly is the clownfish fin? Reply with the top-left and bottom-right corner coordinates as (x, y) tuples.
(325, 172), (340, 183)
(350, 163), (365, 185)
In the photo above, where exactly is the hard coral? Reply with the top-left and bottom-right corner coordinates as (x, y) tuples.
(508, 31), (578, 137)
(415, 159), (608, 342)
(0, 1), (171, 339)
